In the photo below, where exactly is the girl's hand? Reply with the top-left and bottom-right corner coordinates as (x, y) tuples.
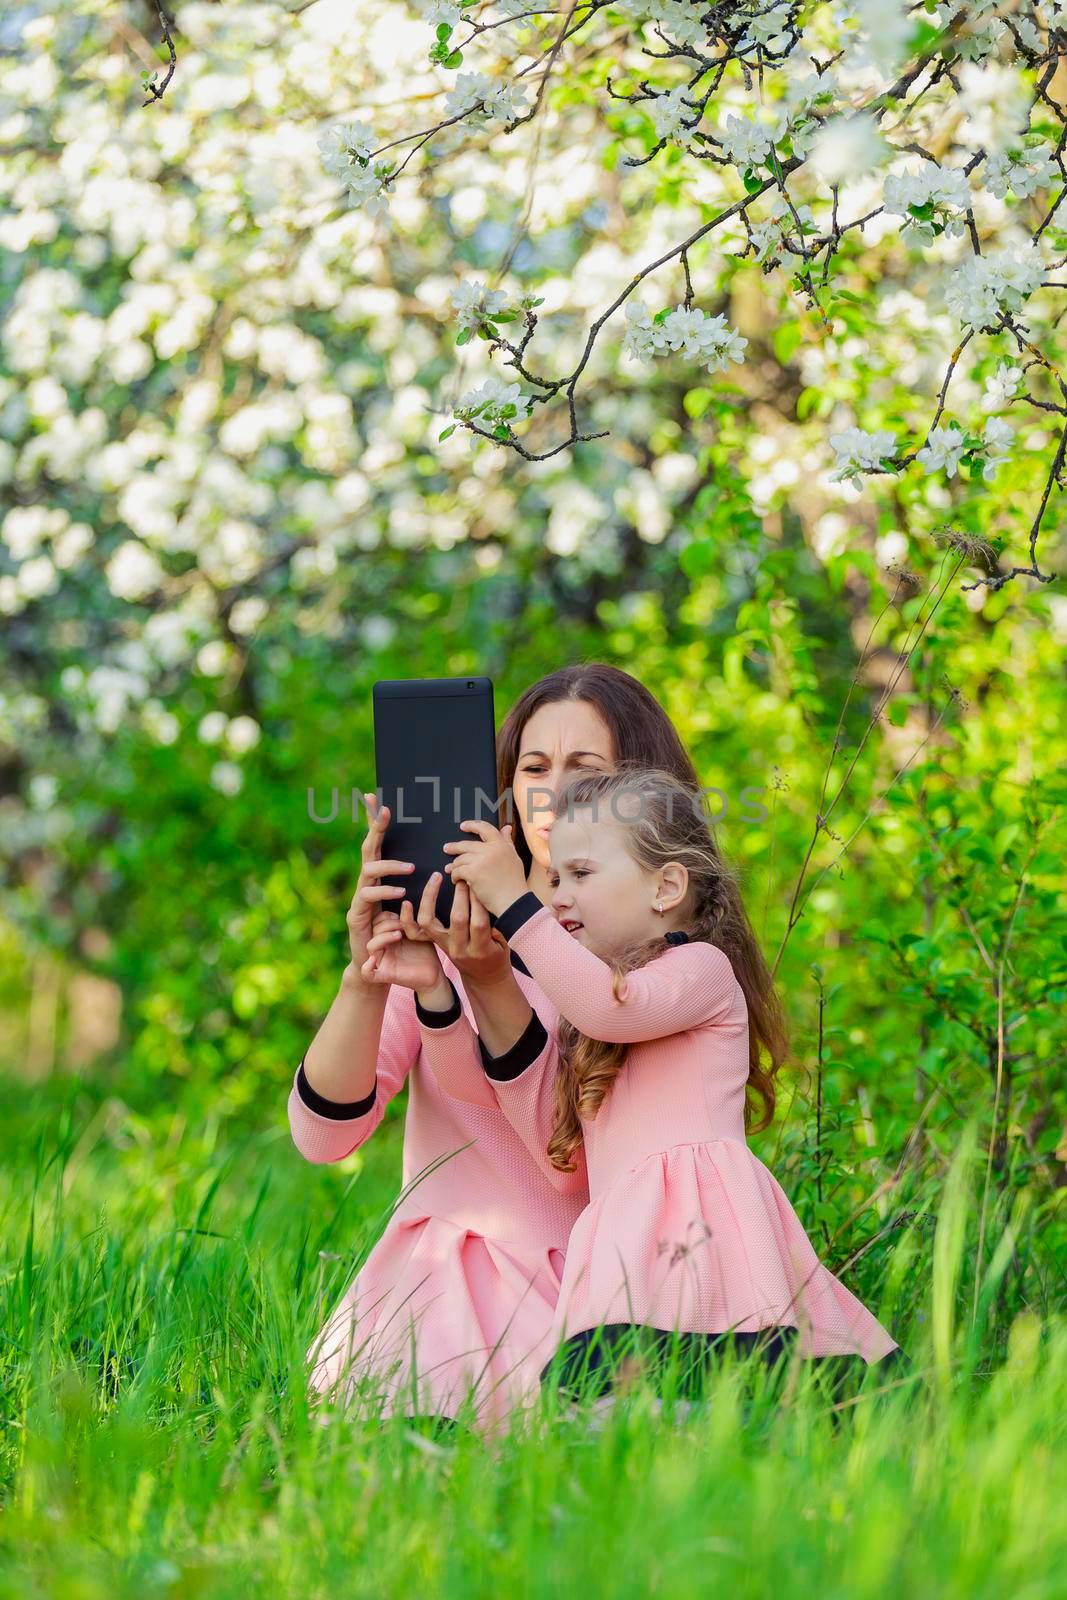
(441, 820), (527, 917)
(345, 791), (417, 988)
(366, 869), (514, 989)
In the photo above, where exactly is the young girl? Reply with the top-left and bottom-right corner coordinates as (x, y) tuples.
(377, 761), (905, 1403)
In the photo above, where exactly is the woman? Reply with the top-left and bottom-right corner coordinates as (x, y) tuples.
(288, 664), (714, 1428)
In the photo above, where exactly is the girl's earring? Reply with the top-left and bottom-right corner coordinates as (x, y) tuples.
(655, 902), (663, 914)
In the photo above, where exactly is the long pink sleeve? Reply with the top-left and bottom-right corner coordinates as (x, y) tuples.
(415, 965), (588, 1198)
(487, 1027), (589, 1196)
(287, 982), (420, 1163)
(414, 990), (500, 1111)
(504, 900), (739, 1043)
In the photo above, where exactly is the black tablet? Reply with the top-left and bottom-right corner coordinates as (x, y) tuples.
(372, 676), (501, 927)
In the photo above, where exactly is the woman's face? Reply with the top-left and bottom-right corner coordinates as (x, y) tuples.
(512, 700), (615, 873)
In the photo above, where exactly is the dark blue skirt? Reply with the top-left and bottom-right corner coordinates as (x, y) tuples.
(542, 1322), (910, 1403)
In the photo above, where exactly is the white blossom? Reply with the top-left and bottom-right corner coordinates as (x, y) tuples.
(944, 243), (1045, 334)
(444, 72), (529, 125)
(828, 427), (898, 484)
(737, 1), (793, 52)
(317, 121), (376, 180)
(808, 111), (885, 185)
(750, 193), (816, 265)
(225, 714), (261, 753)
(454, 374), (532, 432)
(198, 711), (229, 744)
(979, 415), (1013, 481)
(916, 424), (968, 479)
(883, 161), (972, 243)
(621, 298), (669, 364)
(651, 86), (695, 144)
(105, 541), (164, 601)
(450, 279), (510, 335)
(210, 760), (243, 796)
(613, 0), (707, 49)
(341, 164), (394, 218)
(413, 0), (464, 24)
(718, 113), (775, 168)
(983, 143), (1059, 200)
(622, 299), (747, 374)
(981, 362), (1023, 412)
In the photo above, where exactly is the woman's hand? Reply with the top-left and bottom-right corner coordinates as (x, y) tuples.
(441, 819), (528, 917)
(344, 791), (418, 988)
(365, 866), (514, 989)
(361, 902), (444, 991)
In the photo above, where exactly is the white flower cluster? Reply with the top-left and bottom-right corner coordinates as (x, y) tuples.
(622, 300), (749, 374)
(449, 278), (509, 335)
(983, 141), (1060, 200)
(317, 120), (393, 217)
(981, 362), (1023, 411)
(883, 161), (972, 243)
(750, 193), (816, 265)
(443, 71), (530, 124)
(832, 407), (1017, 488)
(651, 86), (696, 145)
(914, 420), (1016, 482)
(197, 710), (262, 752)
(944, 243), (1046, 335)
(453, 375), (533, 447)
(736, 0), (794, 54)
(613, 0), (708, 50)
(718, 113), (777, 169)
(828, 427), (898, 486)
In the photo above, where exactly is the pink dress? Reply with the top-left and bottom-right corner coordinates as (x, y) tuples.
(287, 946), (587, 1429)
(421, 891), (900, 1367)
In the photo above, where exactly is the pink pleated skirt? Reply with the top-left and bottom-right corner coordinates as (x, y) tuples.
(549, 1139), (900, 1363)
(305, 1212), (566, 1431)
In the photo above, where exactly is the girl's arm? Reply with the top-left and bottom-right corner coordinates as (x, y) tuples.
(480, 1013), (589, 1197)
(411, 972), (500, 1111)
(493, 892), (742, 1042)
(287, 969), (420, 1163)
(415, 971), (588, 1197)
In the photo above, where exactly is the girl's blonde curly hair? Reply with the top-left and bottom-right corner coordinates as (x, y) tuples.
(546, 763), (790, 1172)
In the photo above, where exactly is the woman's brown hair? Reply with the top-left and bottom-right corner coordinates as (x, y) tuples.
(543, 763), (790, 1172)
(496, 663), (706, 880)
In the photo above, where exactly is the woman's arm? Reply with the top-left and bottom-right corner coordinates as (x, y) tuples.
(287, 970), (420, 1164)
(302, 959), (385, 1104)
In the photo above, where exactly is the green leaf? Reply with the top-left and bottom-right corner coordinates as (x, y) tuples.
(773, 321), (803, 364)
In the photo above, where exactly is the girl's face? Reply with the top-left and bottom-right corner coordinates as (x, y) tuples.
(547, 809), (688, 960)
(513, 700), (615, 873)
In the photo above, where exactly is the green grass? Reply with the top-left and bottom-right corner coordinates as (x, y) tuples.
(0, 1072), (1064, 1599)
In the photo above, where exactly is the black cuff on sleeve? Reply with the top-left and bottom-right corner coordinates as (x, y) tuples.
(296, 1055), (377, 1120)
(479, 1009), (549, 1082)
(494, 890), (546, 943)
(414, 976), (462, 1028)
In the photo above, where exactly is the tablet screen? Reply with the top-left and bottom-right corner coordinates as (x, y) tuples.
(372, 676), (500, 928)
